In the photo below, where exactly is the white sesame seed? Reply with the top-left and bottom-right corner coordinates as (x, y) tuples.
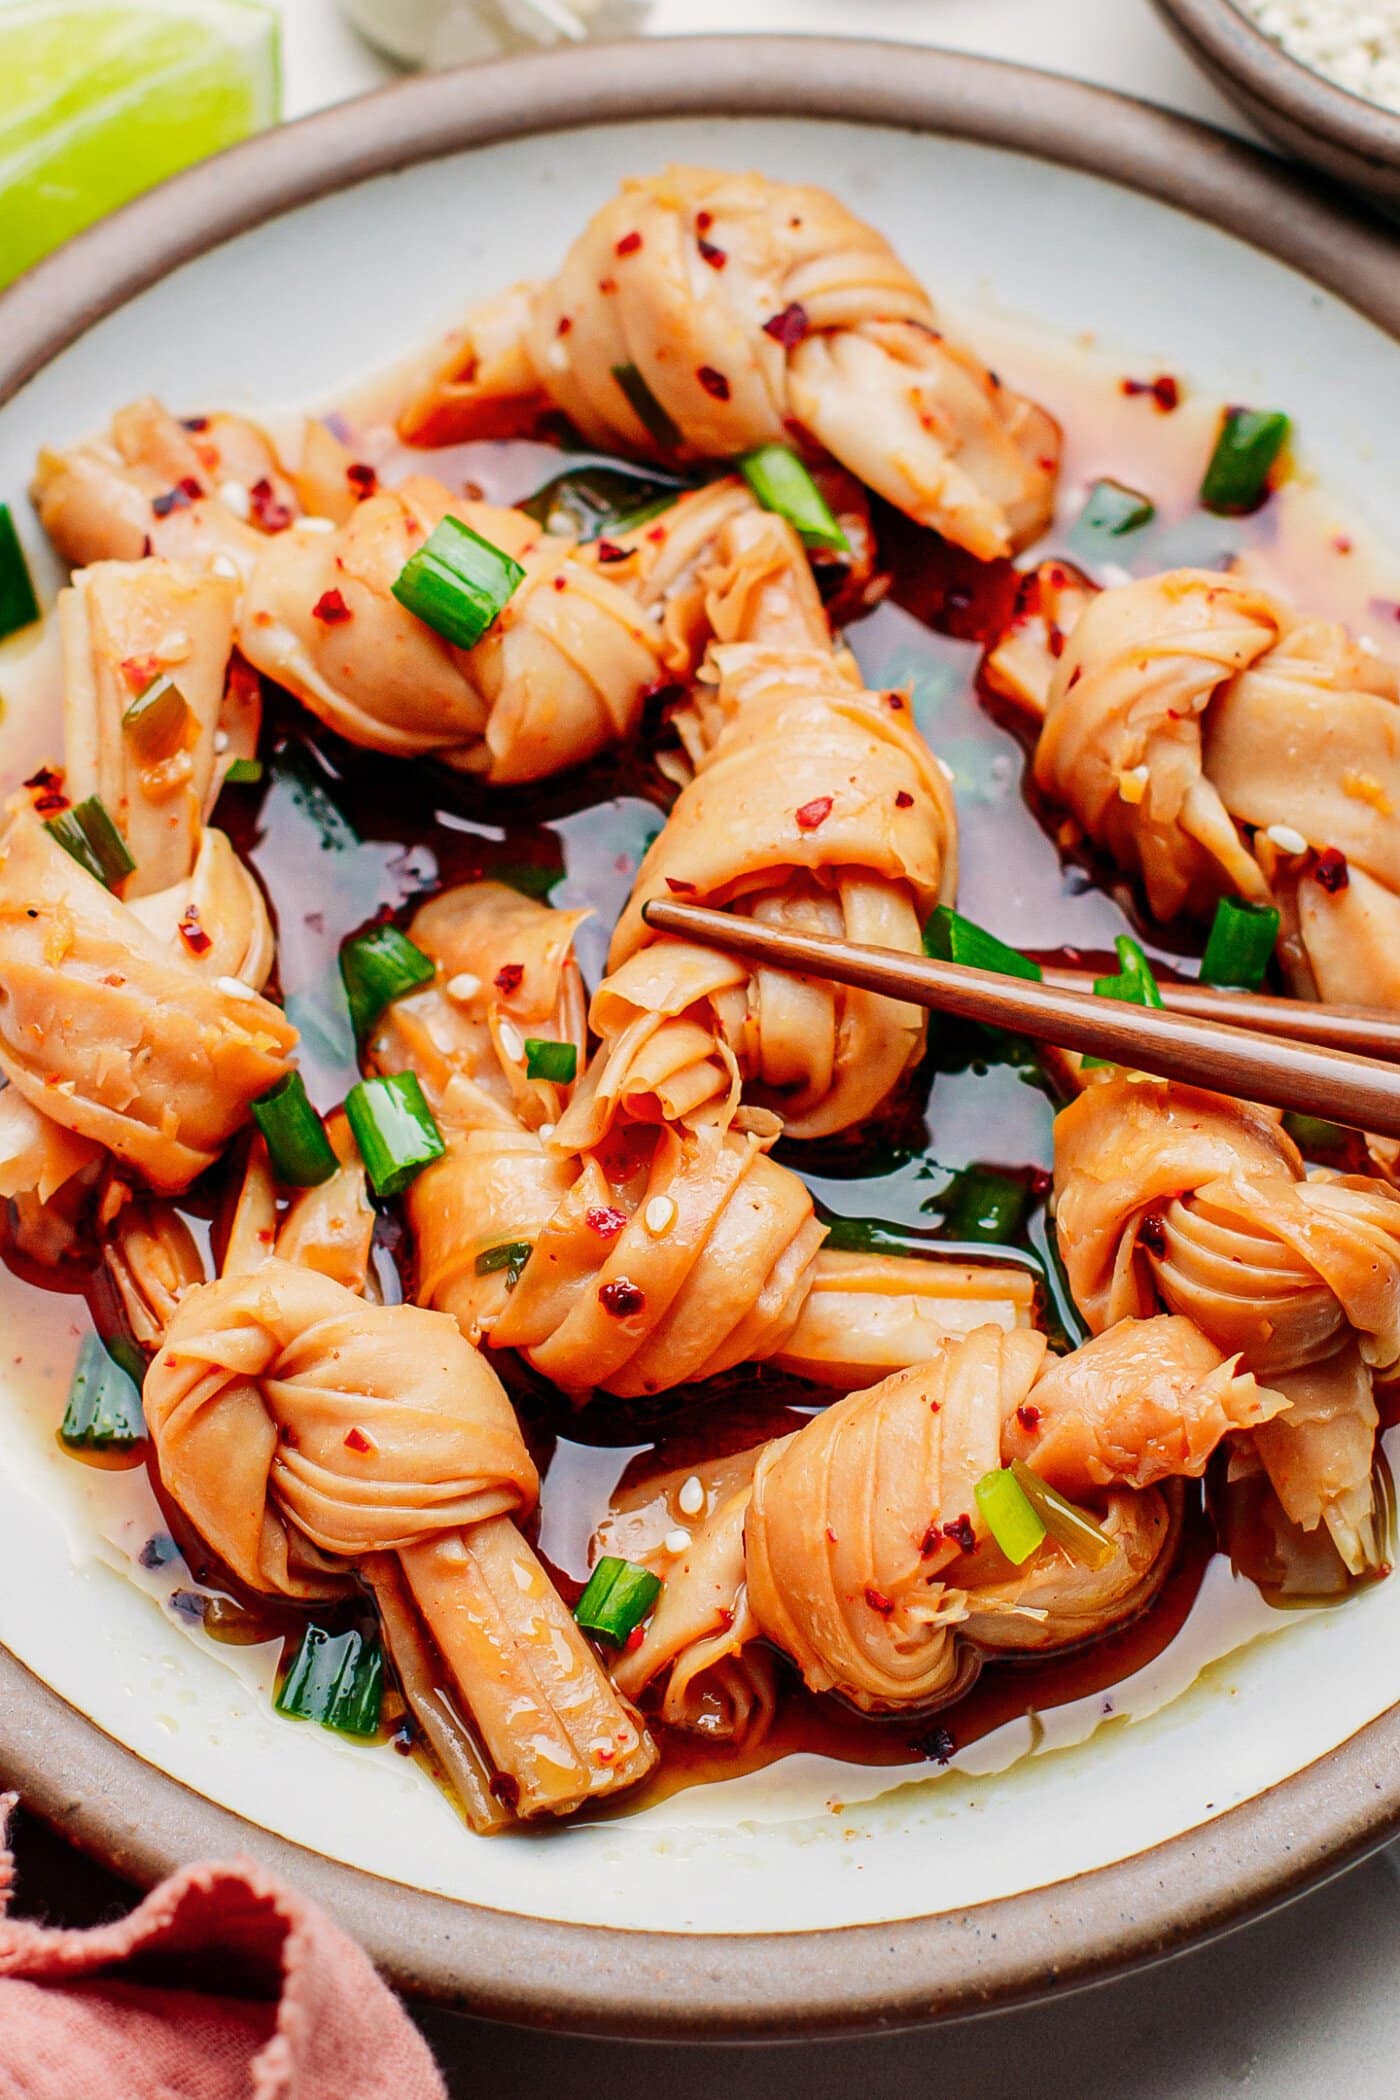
(498, 1020), (524, 1061)
(677, 1474), (704, 1517)
(218, 480), (251, 519)
(1265, 823), (1309, 855)
(294, 515), (335, 535)
(210, 553), (240, 580)
(214, 729), (230, 753)
(216, 976), (257, 1001)
(538, 1122), (556, 1140)
(663, 1528), (692, 1556)
(445, 972), (481, 1002)
(1359, 634), (1379, 655)
(644, 1195), (676, 1235)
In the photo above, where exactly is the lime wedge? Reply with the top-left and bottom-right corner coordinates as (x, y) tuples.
(0, 0), (281, 291)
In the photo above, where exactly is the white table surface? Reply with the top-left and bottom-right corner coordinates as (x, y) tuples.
(242, 5), (1400, 2092)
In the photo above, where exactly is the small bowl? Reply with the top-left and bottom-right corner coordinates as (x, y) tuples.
(1154, 0), (1400, 208)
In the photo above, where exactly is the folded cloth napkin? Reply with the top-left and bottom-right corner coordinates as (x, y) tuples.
(0, 1796), (446, 2099)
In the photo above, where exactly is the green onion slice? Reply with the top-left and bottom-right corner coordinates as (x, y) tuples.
(474, 1240), (533, 1289)
(340, 924), (435, 1041)
(276, 1624), (384, 1737)
(737, 444), (850, 553)
(1083, 934), (1164, 1069)
(574, 1555), (662, 1646)
(122, 675), (191, 764)
(391, 515), (525, 653)
(610, 361), (682, 451)
(1010, 1461), (1116, 1571)
(45, 795), (136, 890)
(923, 905), (1044, 983)
(224, 757), (264, 785)
(253, 1071), (339, 1188)
(344, 1072), (445, 1198)
(520, 459), (687, 541)
(973, 1467), (1046, 1566)
(942, 1167), (1029, 1246)
(0, 503), (39, 642)
(61, 1333), (145, 1450)
(523, 1038), (578, 1084)
(1282, 1111), (1350, 1154)
(1200, 896), (1279, 990)
(1073, 478), (1156, 543)
(1200, 408), (1290, 516)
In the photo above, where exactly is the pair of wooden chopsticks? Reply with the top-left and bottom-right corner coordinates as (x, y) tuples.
(642, 898), (1400, 1140)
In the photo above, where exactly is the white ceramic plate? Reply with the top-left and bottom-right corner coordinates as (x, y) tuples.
(2, 39), (1399, 2035)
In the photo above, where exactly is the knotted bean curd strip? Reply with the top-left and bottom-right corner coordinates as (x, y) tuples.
(398, 164), (1059, 559)
(1053, 1073), (1400, 1570)
(0, 811), (295, 1191)
(144, 1260), (656, 1821)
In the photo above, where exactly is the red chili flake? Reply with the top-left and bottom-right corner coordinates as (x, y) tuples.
(1015, 1403), (1042, 1433)
(716, 1605), (735, 1632)
(1139, 1213), (1168, 1258)
(181, 415), (210, 432)
(624, 1623), (648, 1653)
(795, 795), (833, 831)
(696, 209), (713, 232)
(595, 538), (629, 564)
(312, 588), (352, 625)
(1121, 373), (1180, 412)
(885, 692), (905, 711)
(557, 314), (573, 336)
(826, 1527), (838, 1545)
(696, 365), (731, 401)
(1334, 534), (1353, 556)
(494, 962), (524, 996)
(763, 302), (809, 349)
(31, 790), (67, 816)
(1047, 624), (1065, 659)
(249, 477), (293, 532)
(120, 656), (162, 695)
(864, 1586), (895, 1617)
(490, 1773), (521, 1811)
(919, 1521), (941, 1558)
(697, 236), (727, 269)
(664, 876), (696, 895)
(914, 1725), (956, 1765)
(895, 790), (914, 809)
(597, 276), (618, 296)
(178, 906), (212, 957)
(646, 524), (667, 544)
(599, 1277), (646, 1318)
(942, 1513), (977, 1554)
(615, 230), (643, 256)
(278, 1422), (298, 1446)
(344, 1426), (374, 1454)
(151, 482), (196, 518)
(1314, 846), (1350, 893)
(346, 462), (378, 499)
(586, 1205), (629, 1241)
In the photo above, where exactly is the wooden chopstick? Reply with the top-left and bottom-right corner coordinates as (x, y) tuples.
(1037, 965), (1400, 1061)
(642, 898), (1400, 1140)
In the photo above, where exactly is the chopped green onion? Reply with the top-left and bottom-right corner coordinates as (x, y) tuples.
(391, 515), (525, 652)
(942, 1167), (1029, 1245)
(610, 361), (681, 451)
(224, 757), (264, 785)
(1073, 477), (1156, 543)
(574, 1555), (662, 1646)
(736, 444), (850, 553)
(344, 1072), (445, 1198)
(1200, 896), (1279, 990)
(520, 459), (687, 541)
(61, 1333), (145, 1450)
(974, 1467), (1046, 1565)
(923, 905), (1044, 983)
(1282, 1112), (1350, 1153)
(45, 794), (136, 890)
(122, 675), (191, 764)
(276, 1624), (383, 1737)
(0, 504), (39, 641)
(1200, 408), (1290, 516)
(1084, 934), (1163, 1069)
(1010, 1461), (1116, 1571)
(339, 924), (435, 1042)
(524, 1038), (578, 1084)
(819, 1211), (918, 1256)
(253, 1071), (338, 1188)
(474, 1240), (533, 1289)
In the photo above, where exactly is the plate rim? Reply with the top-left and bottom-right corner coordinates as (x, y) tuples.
(4, 31), (1400, 2040)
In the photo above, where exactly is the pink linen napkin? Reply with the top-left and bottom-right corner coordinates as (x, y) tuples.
(0, 1796), (446, 2099)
